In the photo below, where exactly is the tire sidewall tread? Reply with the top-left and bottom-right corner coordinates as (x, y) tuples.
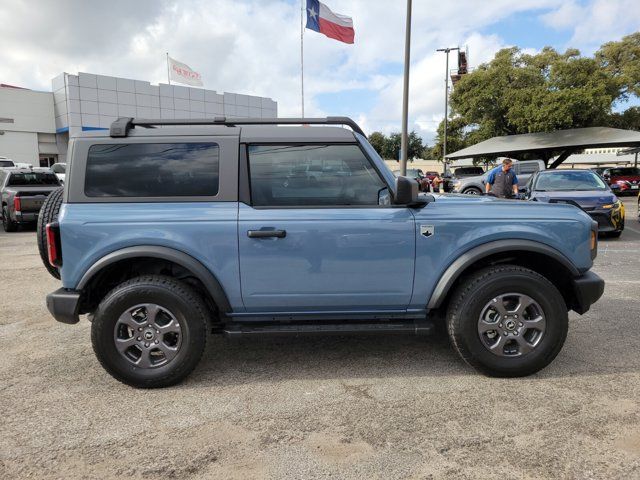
(91, 275), (208, 388)
(36, 187), (64, 279)
(447, 265), (568, 377)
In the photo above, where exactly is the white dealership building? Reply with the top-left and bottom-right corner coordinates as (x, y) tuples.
(0, 73), (278, 166)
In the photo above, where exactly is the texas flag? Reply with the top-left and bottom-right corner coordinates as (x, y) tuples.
(305, 0), (355, 44)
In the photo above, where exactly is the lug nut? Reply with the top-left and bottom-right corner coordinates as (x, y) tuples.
(503, 332), (508, 336)
(136, 337), (141, 341)
(504, 315), (508, 319)
(144, 342), (149, 347)
(519, 322), (523, 327)
(155, 340), (159, 344)
(138, 327), (142, 331)
(499, 324), (503, 328)
(514, 315), (518, 319)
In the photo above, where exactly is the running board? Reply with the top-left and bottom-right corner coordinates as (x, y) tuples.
(218, 320), (434, 337)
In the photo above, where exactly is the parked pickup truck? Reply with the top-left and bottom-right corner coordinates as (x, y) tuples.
(43, 117), (604, 388)
(1, 169), (61, 232)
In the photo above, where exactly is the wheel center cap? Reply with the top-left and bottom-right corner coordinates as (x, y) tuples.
(504, 319), (516, 331)
(144, 330), (155, 340)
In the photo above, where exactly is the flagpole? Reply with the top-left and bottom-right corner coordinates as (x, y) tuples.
(166, 52), (171, 85)
(300, 0), (305, 117)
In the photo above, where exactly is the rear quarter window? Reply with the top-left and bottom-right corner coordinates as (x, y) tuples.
(84, 143), (219, 197)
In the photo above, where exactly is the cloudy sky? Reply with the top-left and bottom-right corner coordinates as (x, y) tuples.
(1, 0), (639, 143)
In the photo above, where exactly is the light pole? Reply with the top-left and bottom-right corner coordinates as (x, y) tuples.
(399, 0), (412, 176)
(436, 46), (459, 174)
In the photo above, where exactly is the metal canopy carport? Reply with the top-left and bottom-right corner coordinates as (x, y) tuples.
(446, 127), (640, 168)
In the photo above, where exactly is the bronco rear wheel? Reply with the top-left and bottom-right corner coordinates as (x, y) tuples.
(91, 275), (208, 388)
(36, 187), (64, 279)
(447, 265), (568, 377)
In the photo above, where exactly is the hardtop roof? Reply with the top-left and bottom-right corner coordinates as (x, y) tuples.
(77, 122), (358, 144)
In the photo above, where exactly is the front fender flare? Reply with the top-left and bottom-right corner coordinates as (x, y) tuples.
(426, 239), (580, 310)
(76, 245), (231, 313)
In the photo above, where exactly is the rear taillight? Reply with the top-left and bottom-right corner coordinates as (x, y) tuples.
(46, 222), (62, 268)
(13, 195), (21, 213)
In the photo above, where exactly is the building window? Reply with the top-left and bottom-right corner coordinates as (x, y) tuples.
(39, 155), (57, 167)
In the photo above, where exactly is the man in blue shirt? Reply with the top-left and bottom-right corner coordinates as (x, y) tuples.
(485, 158), (518, 198)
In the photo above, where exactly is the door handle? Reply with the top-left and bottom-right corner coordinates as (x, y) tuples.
(247, 229), (287, 238)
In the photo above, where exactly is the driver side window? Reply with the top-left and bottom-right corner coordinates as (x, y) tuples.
(248, 144), (386, 207)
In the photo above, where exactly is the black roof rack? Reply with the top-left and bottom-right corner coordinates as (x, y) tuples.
(109, 116), (365, 138)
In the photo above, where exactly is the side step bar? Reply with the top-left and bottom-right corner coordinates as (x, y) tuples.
(218, 320), (434, 337)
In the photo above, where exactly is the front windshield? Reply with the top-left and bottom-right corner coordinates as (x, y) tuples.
(534, 171), (607, 192)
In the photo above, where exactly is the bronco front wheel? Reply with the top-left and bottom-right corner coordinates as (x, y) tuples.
(91, 275), (208, 388)
(447, 265), (568, 377)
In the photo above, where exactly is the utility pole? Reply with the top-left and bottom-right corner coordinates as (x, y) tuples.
(300, 0), (305, 117)
(399, 0), (412, 176)
(436, 47), (459, 174)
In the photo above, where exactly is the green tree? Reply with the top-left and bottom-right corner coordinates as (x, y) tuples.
(596, 32), (640, 100)
(407, 131), (425, 159)
(433, 34), (640, 159)
(430, 117), (470, 160)
(450, 46), (616, 137)
(380, 131), (424, 160)
(608, 106), (640, 130)
(367, 131), (386, 157)
(382, 133), (401, 160)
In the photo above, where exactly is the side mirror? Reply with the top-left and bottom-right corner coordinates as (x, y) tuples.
(394, 176), (425, 206)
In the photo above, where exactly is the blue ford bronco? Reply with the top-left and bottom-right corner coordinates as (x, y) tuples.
(42, 117), (604, 388)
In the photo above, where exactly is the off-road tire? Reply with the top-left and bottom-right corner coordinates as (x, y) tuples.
(36, 187), (64, 279)
(91, 275), (208, 388)
(2, 206), (18, 232)
(447, 265), (568, 377)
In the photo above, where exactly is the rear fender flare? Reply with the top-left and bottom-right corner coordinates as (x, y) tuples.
(77, 245), (231, 313)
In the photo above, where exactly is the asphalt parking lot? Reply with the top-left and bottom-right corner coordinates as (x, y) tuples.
(1, 199), (640, 479)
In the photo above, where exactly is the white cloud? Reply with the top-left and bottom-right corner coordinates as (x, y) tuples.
(0, 0), (637, 145)
(541, 0), (640, 53)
